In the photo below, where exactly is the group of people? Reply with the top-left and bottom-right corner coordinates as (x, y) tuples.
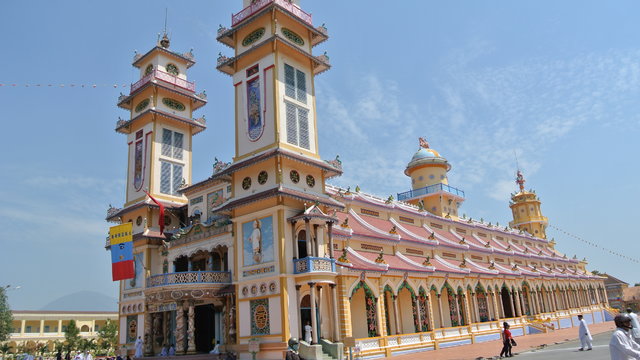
(498, 308), (640, 359)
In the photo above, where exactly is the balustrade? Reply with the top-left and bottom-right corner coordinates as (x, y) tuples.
(293, 257), (336, 274)
(130, 69), (196, 94)
(146, 270), (231, 288)
(232, 0), (312, 27)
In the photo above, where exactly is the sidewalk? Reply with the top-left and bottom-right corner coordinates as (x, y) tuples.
(387, 321), (615, 360)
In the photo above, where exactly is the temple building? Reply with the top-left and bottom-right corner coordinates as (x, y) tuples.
(105, 1), (612, 359)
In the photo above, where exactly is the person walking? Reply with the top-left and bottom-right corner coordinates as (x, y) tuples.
(577, 314), (593, 351)
(499, 322), (513, 358)
(134, 336), (144, 358)
(609, 314), (640, 360)
(627, 309), (640, 344)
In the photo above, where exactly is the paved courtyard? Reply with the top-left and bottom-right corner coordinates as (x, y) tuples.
(387, 321), (615, 360)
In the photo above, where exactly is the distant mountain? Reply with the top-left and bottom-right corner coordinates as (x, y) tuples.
(40, 291), (118, 311)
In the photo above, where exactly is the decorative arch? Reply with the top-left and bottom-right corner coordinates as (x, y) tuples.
(349, 280), (378, 338)
(475, 282), (487, 294)
(398, 281), (417, 299)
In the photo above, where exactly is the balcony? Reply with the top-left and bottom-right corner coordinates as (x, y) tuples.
(293, 257), (336, 274)
(232, 0), (312, 27)
(146, 271), (231, 288)
(397, 183), (465, 202)
(130, 69), (196, 94)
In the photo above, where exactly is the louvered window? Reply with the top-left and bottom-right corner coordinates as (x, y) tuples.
(160, 161), (184, 195)
(285, 102), (310, 150)
(161, 129), (184, 160)
(284, 64), (307, 104)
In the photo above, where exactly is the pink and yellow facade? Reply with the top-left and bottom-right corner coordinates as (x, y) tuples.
(106, 1), (611, 359)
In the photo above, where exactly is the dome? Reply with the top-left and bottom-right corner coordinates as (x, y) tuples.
(410, 148), (440, 162)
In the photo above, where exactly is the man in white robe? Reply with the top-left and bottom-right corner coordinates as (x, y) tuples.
(627, 309), (640, 343)
(134, 336), (144, 358)
(85, 352), (92, 360)
(610, 314), (640, 360)
(577, 314), (592, 351)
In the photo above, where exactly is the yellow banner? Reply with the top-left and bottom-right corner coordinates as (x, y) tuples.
(109, 222), (133, 245)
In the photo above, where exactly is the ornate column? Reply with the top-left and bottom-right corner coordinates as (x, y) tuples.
(175, 302), (185, 354)
(330, 284), (340, 341)
(309, 282), (318, 344)
(144, 310), (153, 356)
(472, 293), (480, 323)
(313, 224), (320, 257)
(187, 301), (196, 354)
(508, 291), (515, 318)
(491, 292), (500, 320)
(163, 311), (169, 347)
(462, 294), (472, 326)
(327, 221), (334, 259)
(393, 295), (401, 334)
(413, 295), (422, 332)
(498, 292), (506, 318)
(57, 320), (62, 335)
(514, 291), (522, 317)
(317, 285), (324, 338)
(305, 219), (312, 258)
(437, 294), (445, 328)
(454, 294), (462, 325)
(292, 221), (298, 259)
(295, 285), (303, 339)
(426, 294), (435, 331)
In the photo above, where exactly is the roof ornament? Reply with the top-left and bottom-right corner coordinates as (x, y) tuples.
(375, 250), (387, 264)
(355, 185), (360, 192)
(422, 256), (432, 266)
(459, 258), (467, 268)
(337, 248), (350, 264)
(344, 186), (351, 195)
(385, 195), (394, 204)
(417, 200), (425, 211)
(459, 237), (466, 245)
(516, 170), (526, 192)
(512, 263), (519, 271)
(340, 217), (350, 229)
(428, 232), (435, 240)
(389, 226), (397, 235)
(484, 241), (491, 248)
(488, 261), (496, 270)
(419, 137), (430, 149)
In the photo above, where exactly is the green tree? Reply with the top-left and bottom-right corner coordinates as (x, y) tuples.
(0, 288), (13, 343)
(1, 343), (12, 360)
(64, 320), (81, 351)
(97, 320), (118, 355)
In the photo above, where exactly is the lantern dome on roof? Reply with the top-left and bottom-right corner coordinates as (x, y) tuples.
(405, 137), (451, 175)
(410, 148), (440, 161)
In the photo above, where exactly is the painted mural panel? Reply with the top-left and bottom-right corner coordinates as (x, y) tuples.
(246, 76), (263, 141)
(126, 315), (138, 343)
(250, 298), (270, 335)
(133, 140), (143, 190)
(243, 216), (274, 266)
(206, 189), (224, 220)
(125, 252), (144, 290)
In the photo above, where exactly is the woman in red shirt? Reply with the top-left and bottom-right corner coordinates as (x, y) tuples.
(500, 322), (513, 358)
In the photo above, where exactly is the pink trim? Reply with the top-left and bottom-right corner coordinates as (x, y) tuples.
(234, 81), (243, 87)
(263, 65), (274, 123)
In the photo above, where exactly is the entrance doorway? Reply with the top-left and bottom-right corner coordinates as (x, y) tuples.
(501, 288), (513, 318)
(194, 304), (215, 353)
(299, 295), (319, 343)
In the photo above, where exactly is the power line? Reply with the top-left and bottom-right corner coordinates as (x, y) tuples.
(548, 224), (640, 264)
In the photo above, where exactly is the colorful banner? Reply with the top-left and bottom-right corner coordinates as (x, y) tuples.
(110, 222), (134, 281)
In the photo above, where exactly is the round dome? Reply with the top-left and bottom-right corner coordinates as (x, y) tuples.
(410, 148), (440, 162)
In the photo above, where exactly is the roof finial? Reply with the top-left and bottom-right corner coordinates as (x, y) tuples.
(514, 150), (525, 192)
(419, 137), (430, 149)
(159, 8), (171, 48)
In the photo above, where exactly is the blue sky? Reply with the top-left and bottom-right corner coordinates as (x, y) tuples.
(1, 0), (639, 310)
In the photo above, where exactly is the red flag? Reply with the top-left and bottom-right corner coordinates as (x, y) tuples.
(144, 190), (165, 235)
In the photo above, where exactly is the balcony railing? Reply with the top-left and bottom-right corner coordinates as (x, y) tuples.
(232, 0), (312, 27)
(130, 69), (196, 94)
(293, 257), (336, 274)
(146, 271), (231, 288)
(397, 183), (465, 201)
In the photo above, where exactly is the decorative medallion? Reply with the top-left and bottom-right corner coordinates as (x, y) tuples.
(170, 290), (184, 299)
(257, 171), (268, 185)
(251, 284), (258, 295)
(250, 298), (270, 335)
(281, 28), (304, 46)
(306, 175), (315, 187)
(145, 64), (154, 76)
(136, 216), (143, 226)
(290, 170), (300, 183)
(162, 98), (186, 111)
(242, 177), (252, 190)
(242, 28), (266, 47)
(166, 63), (179, 76)
(191, 289), (204, 298)
(269, 282), (277, 293)
(135, 98), (150, 113)
(260, 283), (267, 294)
(242, 286), (249, 297)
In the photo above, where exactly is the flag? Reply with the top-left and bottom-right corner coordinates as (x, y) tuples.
(109, 222), (134, 281)
(144, 190), (165, 235)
